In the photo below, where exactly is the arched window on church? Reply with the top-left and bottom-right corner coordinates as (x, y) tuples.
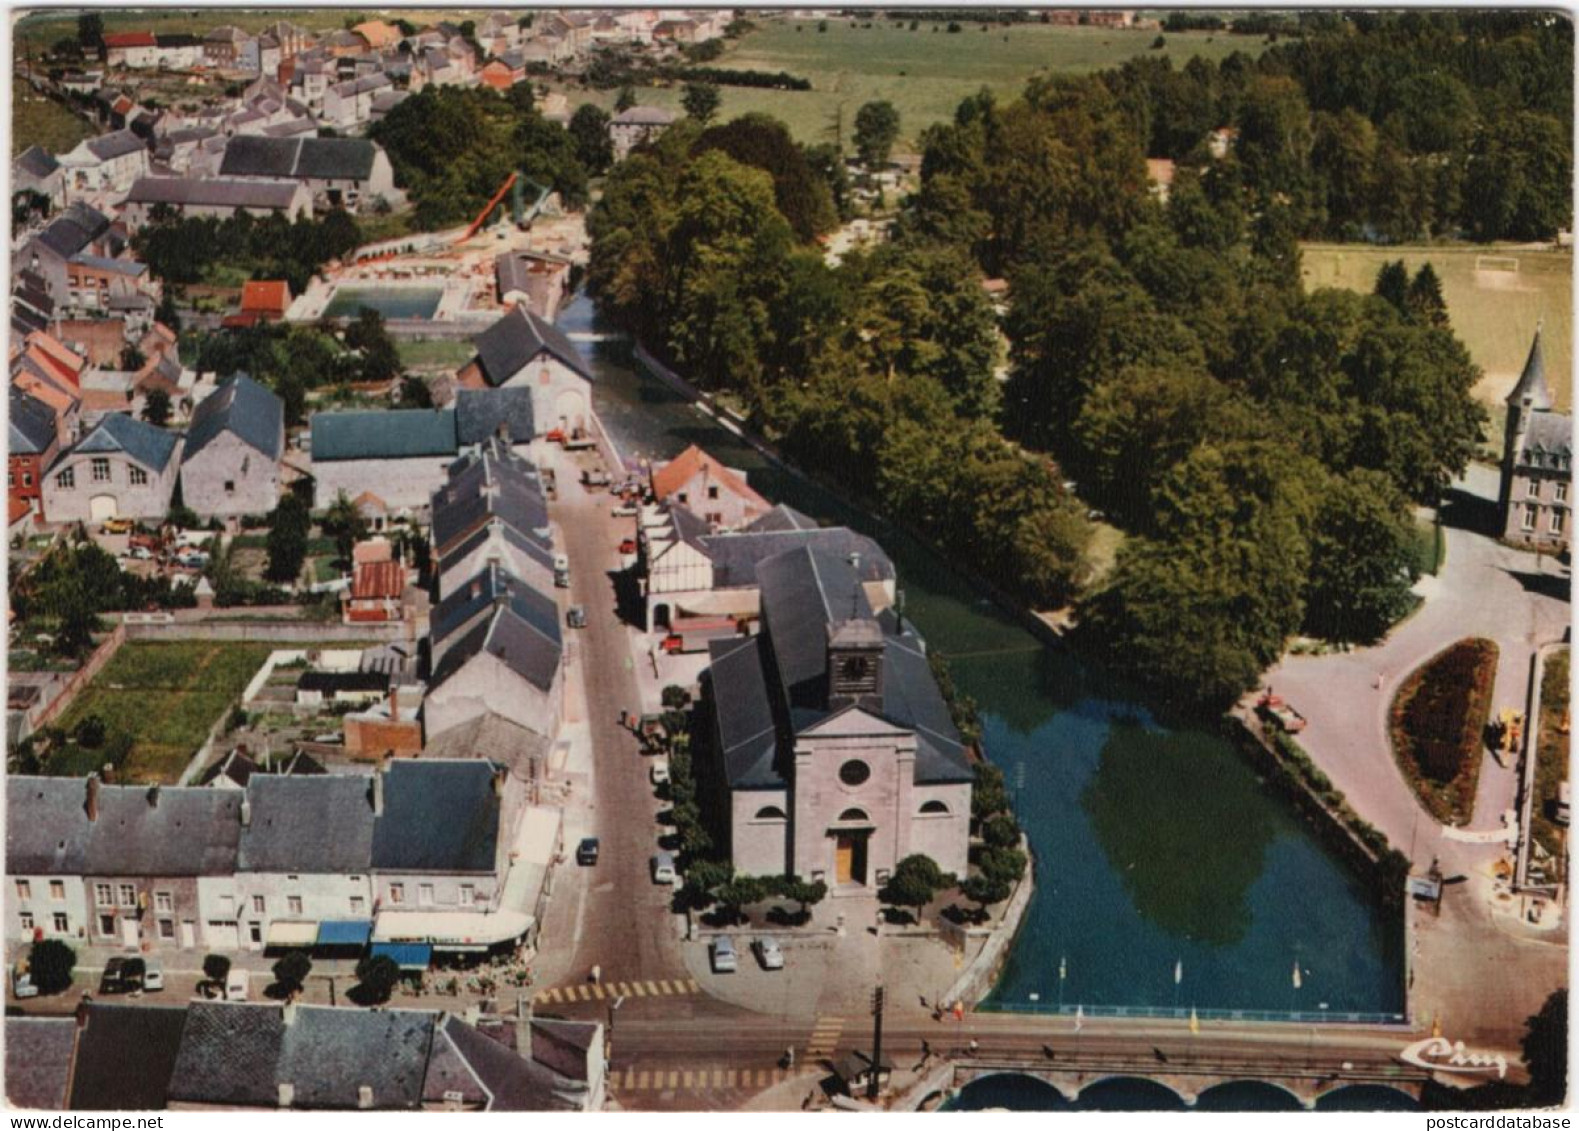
(838, 808), (869, 823)
(753, 805), (787, 821)
(918, 800), (950, 815)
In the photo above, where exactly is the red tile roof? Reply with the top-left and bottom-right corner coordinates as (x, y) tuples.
(9, 498), (32, 526)
(240, 280), (291, 316)
(650, 444), (767, 509)
(104, 32), (157, 48)
(352, 559), (406, 601)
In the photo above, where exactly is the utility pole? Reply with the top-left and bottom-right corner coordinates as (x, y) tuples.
(867, 984), (885, 1101)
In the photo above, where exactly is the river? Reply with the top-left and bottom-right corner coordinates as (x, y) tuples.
(560, 294), (1405, 1032)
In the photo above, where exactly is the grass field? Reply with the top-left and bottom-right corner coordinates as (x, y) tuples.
(553, 18), (1261, 150)
(397, 338), (477, 371)
(54, 641), (279, 784)
(1301, 242), (1573, 454)
(11, 76), (95, 157)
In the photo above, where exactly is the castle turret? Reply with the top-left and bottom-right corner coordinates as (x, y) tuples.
(1500, 325), (1550, 511)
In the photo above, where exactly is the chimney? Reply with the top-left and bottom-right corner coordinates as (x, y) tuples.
(101, 763), (115, 785)
(372, 771), (385, 816)
(146, 785), (160, 809)
(75, 998), (92, 1029)
(357, 1085), (374, 1110)
(515, 996), (533, 1062)
(85, 774), (101, 823)
(277, 1082), (295, 1109)
(388, 685), (399, 722)
(240, 796), (252, 827)
(283, 999), (299, 1027)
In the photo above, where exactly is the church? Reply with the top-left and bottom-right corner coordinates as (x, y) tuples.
(1497, 326), (1572, 552)
(699, 545), (974, 892)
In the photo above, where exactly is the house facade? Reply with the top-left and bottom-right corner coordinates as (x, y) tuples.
(57, 130), (149, 197)
(179, 373), (285, 520)
(650, 444), (771, 530)
(1498, 327), (1573, 552)
(609, 105), (677, 161)
(9, 389), (61, 520)
(42, 412), (182, 523)
(310, 408), (461, 511)
(456, 305), (594, 441)
(120, 176), (312, 229)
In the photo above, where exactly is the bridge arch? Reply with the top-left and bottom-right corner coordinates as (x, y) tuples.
(1195, 1080), (1307, 1111)
(1315, 1084), (1421, 1111)
(1074, 1076), (1189, 1111)
(947, 1073), (1074, 1110)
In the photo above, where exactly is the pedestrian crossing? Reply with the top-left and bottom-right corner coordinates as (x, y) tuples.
(613, 1066), (798, 1092)
(805, 1015), (844, 1059)
(533, 977), (701, 1005)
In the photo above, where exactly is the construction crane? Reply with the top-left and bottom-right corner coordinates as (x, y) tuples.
(459, 171), (522, 243)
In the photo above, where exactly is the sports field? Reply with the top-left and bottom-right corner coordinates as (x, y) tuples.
(558, 17), (1261, 149)
(1302, 243), (1572, 452)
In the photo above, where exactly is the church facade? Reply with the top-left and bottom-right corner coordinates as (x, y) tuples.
(1498, 327), (1572, 553)
(700, 545), (973, 892)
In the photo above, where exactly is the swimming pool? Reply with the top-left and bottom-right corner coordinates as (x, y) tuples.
(322, 286), (444, 320)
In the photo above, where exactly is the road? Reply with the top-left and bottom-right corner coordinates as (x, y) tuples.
(540, 464), (689, 995)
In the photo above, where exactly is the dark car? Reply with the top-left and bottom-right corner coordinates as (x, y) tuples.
(99, 956), (146, 994)
(576, 837), (600, 866)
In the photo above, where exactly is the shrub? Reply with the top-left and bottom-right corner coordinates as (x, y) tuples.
(28, 939), (77, 994)
(982, 813), (1020, 849)
(73, 715), (106, 748)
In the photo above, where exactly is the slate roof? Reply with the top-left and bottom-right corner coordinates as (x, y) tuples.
(73, 412), (180, 472)
(1517, 412), (1573, 467)
(70, 1004), (188, 1111)
(310, 409), (457, 461)
(197, 748), (259, 787)
(441, 519), (557, 583)
(696, 526), (894, 590)
(220, 135), (380, 181)
(168, 1003), (436, 1110)
(183, 372), (284, 463)
(431, 578), (562, 696)
(14, 145), (61, 179)
(297, 670), (390, 695)
(84, 130), (146, 162)
(236, 774), (375, 873)
(9, 389), (58, 455)
(125, 176), (302, 209)
(431, 442), (549, 552)
(423, 711), (554, 781)
(5, 1017), (76, 1111)
(67, 254), (146, 277)
(455, 386), (535, 447)
(429, 1016), (578, 1111)
(613, 105), (677, 126)
(471, 305), (592, 385)
(8, 778), (240, 877)
(706, 635), (782, 788)
(1508, 327), (1553, 411)
(743, 504), (817, 533)
(35, 202), (111, 259)
(371, 761), (501, 873)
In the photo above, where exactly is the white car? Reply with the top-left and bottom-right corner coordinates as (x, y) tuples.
(754, 937), (785, 971)
(142, 960), (164, 992)
(225, 969), (250, 1001)
(650, 760), (669, 785)
(710, 936), (737, 974)
(651, 852), (676, 885)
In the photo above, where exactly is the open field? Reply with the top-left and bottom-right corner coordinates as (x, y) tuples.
(1301, 242), (1572, 454)
(553, 18), (1261, 149)
(53, 641), (280, 784)
(11, 76), (95, 156)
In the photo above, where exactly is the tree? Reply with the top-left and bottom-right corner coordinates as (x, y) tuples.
(680, 858), (732, 912)
(322, 492), (368, 564)
(714, 876), (768, 924)
(120, 344), (147, 372)
(343, 307), (400, 385)
(73, 715), (106, 748)
(981, 813), (1020, 849)
(978, 845), (1028, 885)
(569, 103), (614, 173)
(1523, 989), (1567, 1107)
(780, 877), (827, 922)
(28, 939), (77, 994)
(354, 954), (401, 1005)
(971, 763), (1008, 823)
(615, 85), (638, 113)
(853, 100), (901, 168)
(398, 375), (433, 408)
(694, 114), (839, 240)
(203, 953), (232, 996)
(957, 872), (1011, 921)
(661, 684), (692, 710)
(681, 81), (721, 125)
(1302, 469), (1419, 643)
(1406, 263), (1448, 327)
(77, 12), (103, 51)
(272, 950), (312, 997)
(878, 854), (955, 924)
(141, 388), (171, 428)
(265, 494), (311, 585)
(1373, 260), (1409, 313)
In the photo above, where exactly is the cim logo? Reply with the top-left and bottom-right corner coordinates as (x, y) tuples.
(1400, 1036), (1509, 1080)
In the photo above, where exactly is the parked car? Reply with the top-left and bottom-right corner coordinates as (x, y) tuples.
(225, 969), (250, 1001)
(651, 852), (676, 885)
(11, 969), (37, 999)
(175, 550), (209, 570)
(567, 605), (588, 629)
(123, 545), (153, 561)
(102, 517), (135, 535)
(710, 936), (738, 974)
(650, 759), (669, 785)
(142, 960), (164, 992)
(754, 937), (785, 971)
(618, 538), (637, 555)
(582, 469), (611, 488)
(612, 502), (638, 518)
(554, 553), (570, 589)
(576, 837), (600, 866)
(99, 956), (146, 995)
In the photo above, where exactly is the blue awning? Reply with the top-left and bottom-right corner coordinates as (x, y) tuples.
(370, 942), (432, 971)
(316, 920), (372, 947)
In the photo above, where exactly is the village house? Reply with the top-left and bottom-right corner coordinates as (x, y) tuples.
(518, 32), (573, 66)
(64, 254), (155, 315)
(31, 1000), (604, 1112)
(9, 389), (61, 521)
(102, 32), (161, 69)
(219, 135), (396, 211)
(456, 305), (594, 442)
(650, 443), (771, 530)
(309, 408), (460, 511)
(42, 412), (181, 523)
(226, 279), (294, 326)
(12, 146), (65, 209)
(153, 34), (205, 69)
(343, 686), (424, 757)
(119, 176), (312, 230)
(494, 250), (572, 321)
(10, 330), (86, 445)
(431, 440), (555, 599)
(479, 51), (528, 90)
(351, 19), (403, 50)
(608, 105), (677, 161)
(16, 201), (122, 305)
(1498, 327), (1573, 551)
(425, 562), (564, 744)
(202, 26), (250, 68)
(640, 501), (894, 631)
(344, 538), (411, 624)
(57, 129), (148, 198)
(179, 373), (284, 520)
(321, 73), (394, 129)
(699, 546), (973, 887)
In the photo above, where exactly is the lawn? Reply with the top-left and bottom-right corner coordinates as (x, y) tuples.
(397, 338), (478, 371)
(1531, 648), (1569, 870)
(1388, 637), (1499, 827)
(1301, 243), (1573, 455)
(53, 641), (280, 784)
(11, 76), (95, 157)
(551, 18), (1261, 150)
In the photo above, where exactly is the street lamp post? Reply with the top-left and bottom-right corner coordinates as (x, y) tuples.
(606, 994), (626, 1065)
(868, 985), (886, 1102)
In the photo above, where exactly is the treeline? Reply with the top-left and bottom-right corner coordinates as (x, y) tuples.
(369, 86), (588, 230)
(679, 66), (811, 91)
(1101, 11), (1571, 241)
(589, 118), (1091, 609)
(903, 69), (1482, 710)
(132, 208), (360, 294)
(11, 540), (195, 656)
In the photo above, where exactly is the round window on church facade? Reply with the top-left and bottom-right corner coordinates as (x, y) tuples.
(838, 760), (870, 787)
